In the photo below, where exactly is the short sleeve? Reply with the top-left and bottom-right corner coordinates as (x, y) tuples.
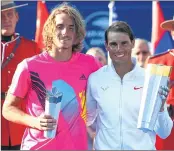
(9, 59), (30, 98)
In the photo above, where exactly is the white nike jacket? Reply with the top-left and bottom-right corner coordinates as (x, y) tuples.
(86, 62), (173, 150)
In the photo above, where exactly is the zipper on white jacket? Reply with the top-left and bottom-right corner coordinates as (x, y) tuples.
(119, 79), (123, 149)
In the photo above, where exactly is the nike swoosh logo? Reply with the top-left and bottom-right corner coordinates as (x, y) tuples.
(134, 87), (143, 90)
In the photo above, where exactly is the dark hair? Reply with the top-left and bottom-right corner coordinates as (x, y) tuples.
(105, 21), (135, 44)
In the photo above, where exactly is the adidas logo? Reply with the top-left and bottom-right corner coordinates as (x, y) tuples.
(79, 74), (87, 80)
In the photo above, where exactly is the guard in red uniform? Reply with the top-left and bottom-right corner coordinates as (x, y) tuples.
(148, 18), (174, 150)
(1, 1), (40, 150)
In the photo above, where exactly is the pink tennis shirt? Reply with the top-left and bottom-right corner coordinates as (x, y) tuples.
(9, 51), (101, 150)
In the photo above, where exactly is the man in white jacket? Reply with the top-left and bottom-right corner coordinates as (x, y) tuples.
(86, 21), (173, 150)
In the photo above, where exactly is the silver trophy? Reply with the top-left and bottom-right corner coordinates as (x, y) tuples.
(137, 64), (172, 132)
(44, 87), (63, 138)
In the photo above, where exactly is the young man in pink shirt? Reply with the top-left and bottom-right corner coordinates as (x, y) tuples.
(2, 3), (101, 150)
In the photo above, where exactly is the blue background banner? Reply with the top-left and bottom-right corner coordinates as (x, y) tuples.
(15, 1), (174, 54)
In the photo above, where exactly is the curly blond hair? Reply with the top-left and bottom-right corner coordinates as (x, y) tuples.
(42, 3), (86, 52)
